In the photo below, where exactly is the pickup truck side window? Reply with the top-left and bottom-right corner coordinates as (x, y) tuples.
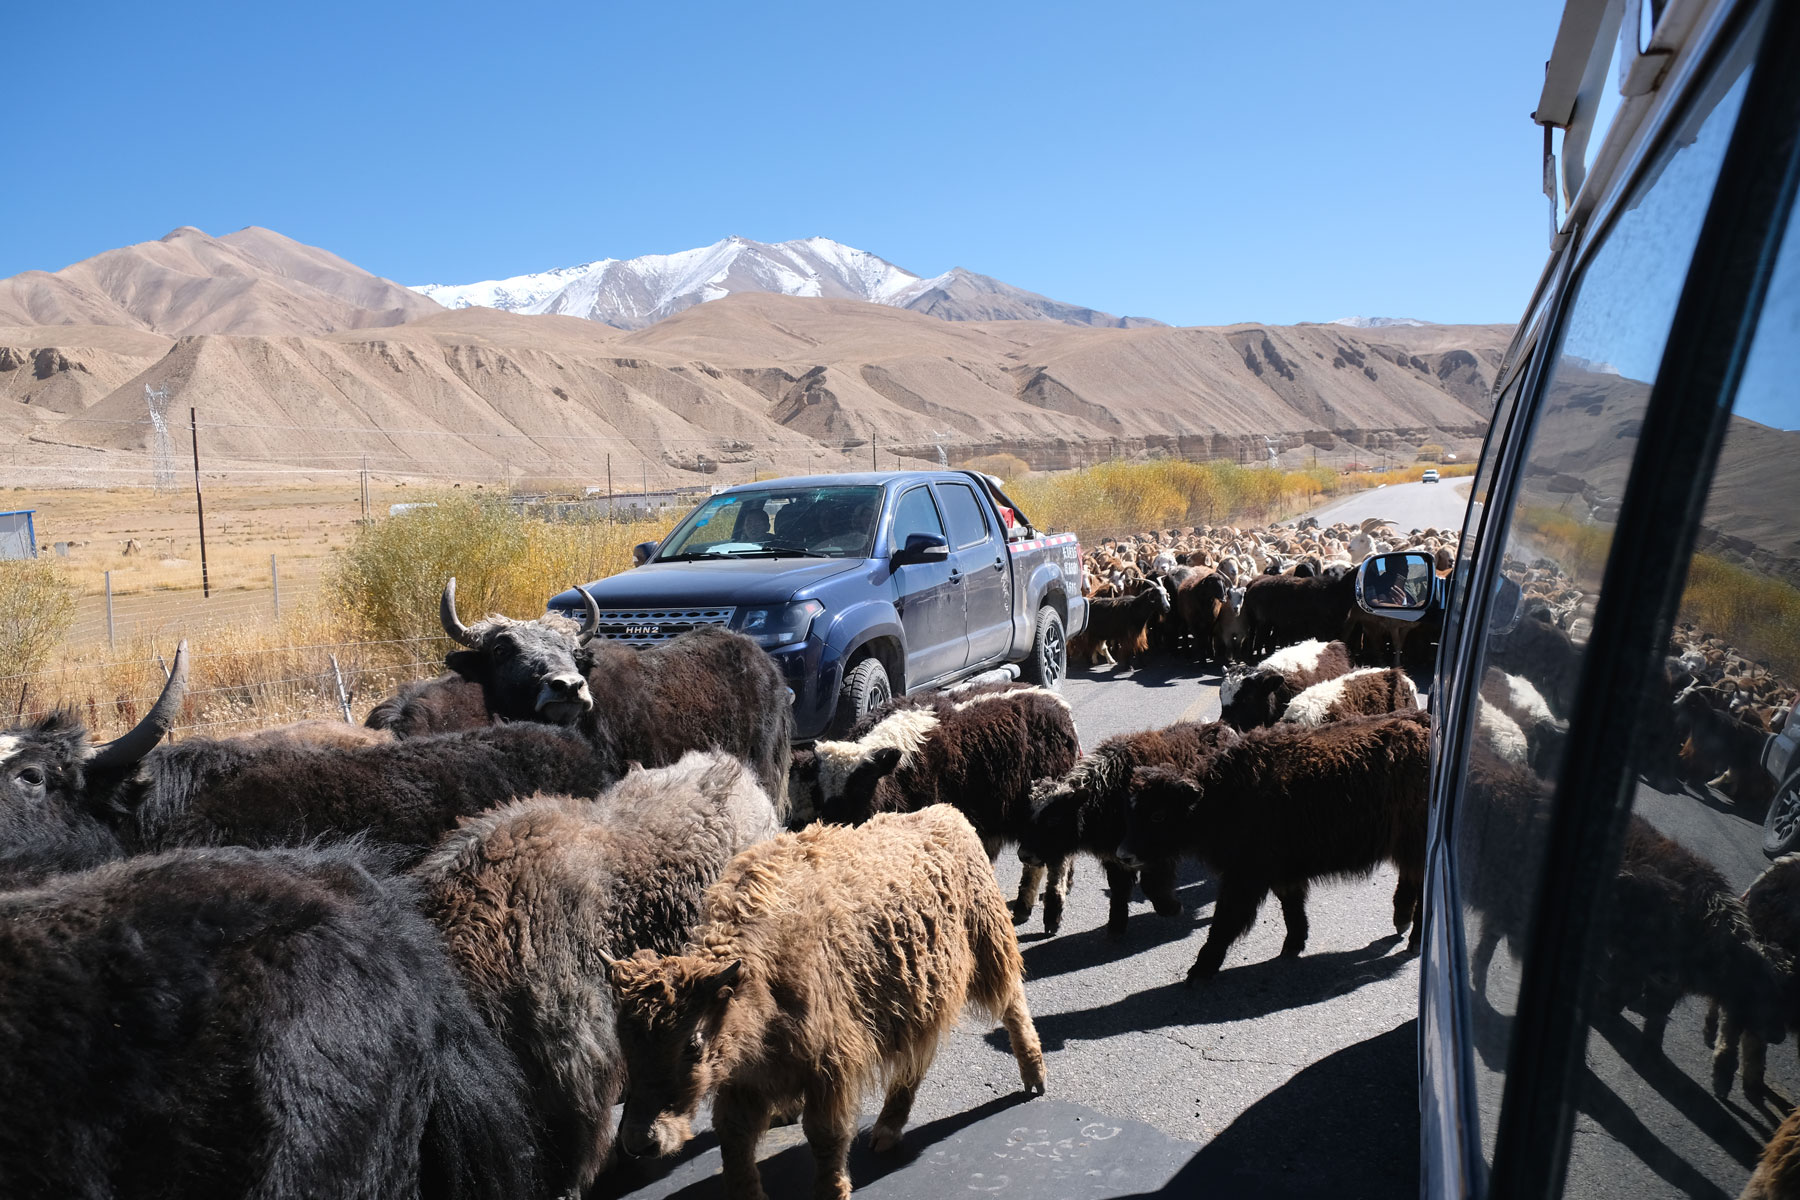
(937, 482), (991, 550)
(1453, 29), (1757, 1179)
(1564, 70), (1798, 1196)
(891, 486), (946, 547)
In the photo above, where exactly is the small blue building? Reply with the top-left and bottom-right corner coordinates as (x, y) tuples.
(0, 510), (38, 560)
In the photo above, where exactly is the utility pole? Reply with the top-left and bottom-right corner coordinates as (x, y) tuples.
(871, 435), (878, 471)
(190, 407), (210, 599)
(606, 454), (613, 519)
(642, 462), (648, 514)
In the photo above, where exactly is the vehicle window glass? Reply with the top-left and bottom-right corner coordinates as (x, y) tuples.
(891, 486), (945, 549)
(1565, 50), (1798, 1200)
(1452, 27), (1757, 1180)
(673, 497), (743, 554)
(1442, 370), (1528, 679)
(657, 485), (882, 559)
(937, 482), (990, 550)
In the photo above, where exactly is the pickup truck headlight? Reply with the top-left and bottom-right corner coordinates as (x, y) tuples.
(738, 600), (824, 648)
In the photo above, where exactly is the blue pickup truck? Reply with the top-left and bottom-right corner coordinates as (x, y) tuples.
(547, 470), (1087, 740)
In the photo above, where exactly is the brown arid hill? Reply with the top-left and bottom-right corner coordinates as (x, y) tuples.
(0, 226), (441, 337)
(4, 292), (1512, 487)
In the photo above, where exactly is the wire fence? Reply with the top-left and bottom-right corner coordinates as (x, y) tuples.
(4, 635), (452, 742)
(60, 559), (328, 648)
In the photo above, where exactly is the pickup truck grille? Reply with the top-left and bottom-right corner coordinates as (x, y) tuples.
(589, 607), (737, 648)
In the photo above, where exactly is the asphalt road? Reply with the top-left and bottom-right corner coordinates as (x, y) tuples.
(1305, 478), (1471, 534)
(602, 651), (1423, 1199)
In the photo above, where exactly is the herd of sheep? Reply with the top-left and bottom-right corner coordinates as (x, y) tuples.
(4, 495), (1800, 1199)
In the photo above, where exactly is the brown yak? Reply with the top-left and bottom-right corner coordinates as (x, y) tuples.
(606, 804), (1046, 1200)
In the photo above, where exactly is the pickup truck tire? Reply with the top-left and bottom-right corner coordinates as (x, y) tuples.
(831, 656), (893, 738)
(1763, 768), (1800, 858)
(1019, 606), (1067, 690)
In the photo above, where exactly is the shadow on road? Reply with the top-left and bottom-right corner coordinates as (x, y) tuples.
(1113, 1021), (1420, 1200)
(994, 934), (1414, 1052)
(592, 1092), (1039, 1200)
(1068, 656), (1216, 691)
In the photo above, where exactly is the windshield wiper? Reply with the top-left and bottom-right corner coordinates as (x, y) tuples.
(724, 545), (831, 558)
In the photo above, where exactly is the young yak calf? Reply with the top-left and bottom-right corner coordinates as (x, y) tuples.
(606, 805), (1046, 1200)
(416, 751), (781, 1197)
(1279, 667), (1420, 725)
(1119, 709), (1430, 984)
(1020, 720), (1241, 939)
(1219, 639), (1355, 729)
(790, 685), (1081, 931)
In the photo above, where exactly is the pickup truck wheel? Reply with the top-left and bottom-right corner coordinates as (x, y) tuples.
(1020, 606), (1066, 690)
(831, 657), (893, 737)
(1763, 768), (1800, 859)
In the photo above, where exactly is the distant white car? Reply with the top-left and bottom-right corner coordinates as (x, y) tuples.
(1421, 469), (1440, 483)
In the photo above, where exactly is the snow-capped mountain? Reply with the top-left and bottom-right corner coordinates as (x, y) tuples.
(413, 237), (1159, 330)
(1328, 316), (1435, 328)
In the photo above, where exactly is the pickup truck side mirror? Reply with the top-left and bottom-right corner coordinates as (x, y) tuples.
(1355, 551), (1437, 623)
(891, 532), (950, 567)
(632, 540), (660, 567)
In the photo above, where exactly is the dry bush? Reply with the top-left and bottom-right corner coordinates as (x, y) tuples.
(0, 557), (78, 676)
(1009, 459), (1336, 540)
(1339, 463), (1475, 491)
(1680, 555), (1800, 685)
(959, 452), (1032, 481)
(328, 494), (668, 643)
(1417, 444), (1446, 462)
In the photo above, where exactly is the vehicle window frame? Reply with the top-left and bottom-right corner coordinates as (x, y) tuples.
(933, 481), (992, 551)
(1476, 4), (1800, 1194)
(1426, 245), (1575, 1194)
(889, 484), (947, 552)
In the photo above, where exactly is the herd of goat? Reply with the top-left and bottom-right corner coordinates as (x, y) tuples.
(3, 507), (1799, 1198)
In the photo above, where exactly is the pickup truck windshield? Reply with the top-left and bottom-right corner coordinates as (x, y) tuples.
(657, 485), (884, 560)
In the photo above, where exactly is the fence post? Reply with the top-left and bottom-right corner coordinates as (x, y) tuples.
(105, 570), (116, 649)
(271, 555), (280, 620)
(329, 654), (353, 723)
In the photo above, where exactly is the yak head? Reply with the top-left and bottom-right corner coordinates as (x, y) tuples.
(0, 644), (188, 883)
(1018, 763), (1100, 867)
(439, 578), (601, 725)
(1219, 667), (1286, 730)
(605, 949), (744, 1159)
(793, 706), (939, 827)
(1115, 764), (1200, 871)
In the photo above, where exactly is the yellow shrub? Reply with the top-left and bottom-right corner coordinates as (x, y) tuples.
(0, 557), (78, 676)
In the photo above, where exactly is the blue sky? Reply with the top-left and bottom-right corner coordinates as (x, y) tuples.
(8, 0), (1565, 327)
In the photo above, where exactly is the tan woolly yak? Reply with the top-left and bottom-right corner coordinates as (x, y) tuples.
(606, 805), (1046, 1200)
(415, 751), (781, 1197)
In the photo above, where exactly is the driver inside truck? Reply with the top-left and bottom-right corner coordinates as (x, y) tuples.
(738, 506), (772, 543)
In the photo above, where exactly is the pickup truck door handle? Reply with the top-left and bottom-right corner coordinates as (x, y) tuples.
(993, 556), (1005, 571)
(948, 568), (963, 584)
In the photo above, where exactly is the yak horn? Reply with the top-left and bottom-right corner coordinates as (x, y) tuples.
(575, 585), (601, 645)
(89, 641), (188, 772)
(440, 578), (478, 647)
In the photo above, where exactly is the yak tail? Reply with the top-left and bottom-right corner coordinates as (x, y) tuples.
(419, 996), (542, 1200)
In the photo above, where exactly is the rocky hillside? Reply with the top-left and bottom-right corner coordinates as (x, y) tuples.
(5, 288), (1511, 485)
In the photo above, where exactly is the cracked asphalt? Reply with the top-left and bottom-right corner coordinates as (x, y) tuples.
(601, 654), (1422, 1199)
